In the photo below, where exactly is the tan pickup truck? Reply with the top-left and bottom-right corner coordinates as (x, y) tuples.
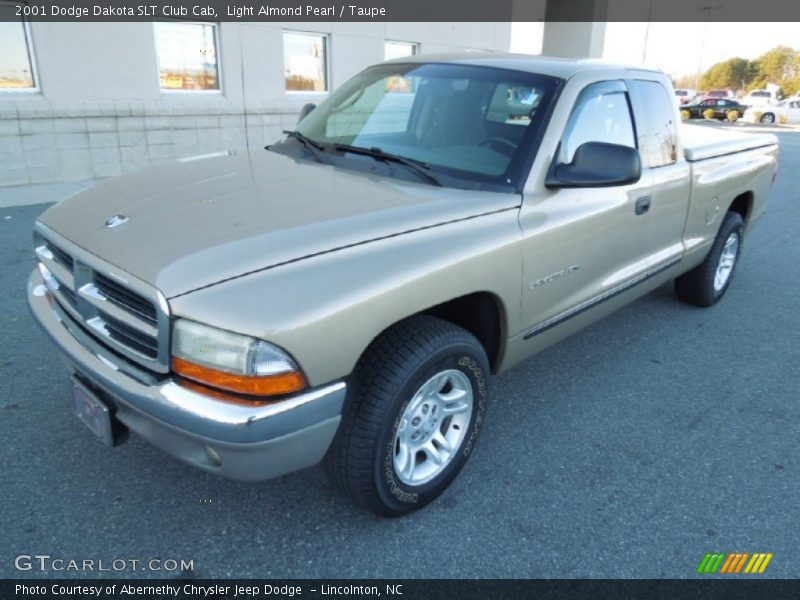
(28, 54), (778, 516)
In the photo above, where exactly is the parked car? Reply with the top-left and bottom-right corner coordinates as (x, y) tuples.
(681, 97), (749, 120)
(28, 55), (778, 516)
(741, 99), (800, 124)
(742, 89), (778, 107)
(674, 88), (696, 105)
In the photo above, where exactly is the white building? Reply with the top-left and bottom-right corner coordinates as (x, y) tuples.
(0, 17), (511, 188)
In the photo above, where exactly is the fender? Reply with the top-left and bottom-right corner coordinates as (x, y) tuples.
(169, 210), (524, 387)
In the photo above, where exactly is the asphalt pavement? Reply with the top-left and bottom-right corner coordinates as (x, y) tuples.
(1, 132), (798, 579)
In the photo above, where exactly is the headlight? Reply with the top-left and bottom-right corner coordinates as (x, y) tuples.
(171, 319), (306, 396)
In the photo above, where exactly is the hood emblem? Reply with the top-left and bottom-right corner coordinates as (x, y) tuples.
(104, 214), (129, 229)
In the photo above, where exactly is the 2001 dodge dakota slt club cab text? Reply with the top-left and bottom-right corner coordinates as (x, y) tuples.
(28, 54), (778, 516)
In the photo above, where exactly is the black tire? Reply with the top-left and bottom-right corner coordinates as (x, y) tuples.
(760, 113), (775, 124)
(325, 315), (490, 517)
(675, 211), (744, 307)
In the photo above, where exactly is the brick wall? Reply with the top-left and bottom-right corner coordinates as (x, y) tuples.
(0, 99), (302, 187)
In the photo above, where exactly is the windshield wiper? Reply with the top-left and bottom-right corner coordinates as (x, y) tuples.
(332, 143), (442, 187)
(282, 130), (325, 163)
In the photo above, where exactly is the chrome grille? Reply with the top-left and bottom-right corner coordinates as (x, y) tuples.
(34, 226), (169, 374)
(98, 311), (159, 359)
(94, 272), (157, 325)
(49, 242), (74, 273)
(58, 284), (78, 310)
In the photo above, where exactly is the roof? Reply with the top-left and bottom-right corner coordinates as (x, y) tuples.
(384, 52), (664, 80)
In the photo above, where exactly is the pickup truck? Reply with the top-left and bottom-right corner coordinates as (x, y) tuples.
(28, 54), (778, 517)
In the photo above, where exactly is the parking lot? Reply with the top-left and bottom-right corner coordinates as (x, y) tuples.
(1, 130), (798, 579)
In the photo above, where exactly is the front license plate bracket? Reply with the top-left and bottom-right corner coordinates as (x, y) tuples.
(71, 376), (128, 446)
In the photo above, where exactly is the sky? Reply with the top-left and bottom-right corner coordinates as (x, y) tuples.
(511, 22), (800, 80)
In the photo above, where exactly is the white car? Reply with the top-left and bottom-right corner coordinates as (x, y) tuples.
(741, 99), (800, 124)
(674, 88), (696, 106)
(742, 89), (778, 107)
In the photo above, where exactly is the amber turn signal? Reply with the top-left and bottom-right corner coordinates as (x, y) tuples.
(172, 357), (307, 396)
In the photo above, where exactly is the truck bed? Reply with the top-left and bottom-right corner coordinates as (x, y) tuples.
(682, 124), (778, 162)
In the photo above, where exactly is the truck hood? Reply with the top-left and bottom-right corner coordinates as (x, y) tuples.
(39, 150), (521, 298)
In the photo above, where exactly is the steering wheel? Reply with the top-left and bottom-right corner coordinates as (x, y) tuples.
(478, 136), (517, 155)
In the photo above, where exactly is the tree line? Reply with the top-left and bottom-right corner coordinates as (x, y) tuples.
(674, 46), (800, 96)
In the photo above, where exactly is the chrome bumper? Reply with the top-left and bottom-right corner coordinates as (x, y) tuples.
(27, 270), (346, 481)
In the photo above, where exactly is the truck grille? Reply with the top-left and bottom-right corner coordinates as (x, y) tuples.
(59, 285), (78, 310)
(100, 311), (160, 359)
(49, 242), (74, 273)
(35, 228), (169, 374)
(94, 272), (158, 325)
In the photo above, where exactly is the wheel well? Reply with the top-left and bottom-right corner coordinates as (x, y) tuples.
(422, 292), (505, 373)
(728, 191), (753, 223)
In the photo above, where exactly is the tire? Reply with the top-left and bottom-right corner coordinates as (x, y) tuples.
(760, 113), (775, 124)
(675, 211), (744, 307)
(325, 315), (490, 517)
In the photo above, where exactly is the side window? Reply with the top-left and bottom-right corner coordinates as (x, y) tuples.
(629, 80), (678, 168)
(559, 81), (636, 163)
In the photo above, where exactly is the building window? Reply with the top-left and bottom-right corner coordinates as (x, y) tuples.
(384, 41), (417, 61)
(283, 31), (328, 92)
(0, 2), (38, 91)
(383, 42), (418, 93)
(154, 22), (220, 92)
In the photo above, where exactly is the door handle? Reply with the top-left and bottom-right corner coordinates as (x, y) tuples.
(635, 196), (651, 216)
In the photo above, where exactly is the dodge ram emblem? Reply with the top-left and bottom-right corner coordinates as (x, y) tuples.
(104, 214), (129, 229)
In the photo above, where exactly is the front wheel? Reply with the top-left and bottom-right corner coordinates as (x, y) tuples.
(760, 113), (776, 124)
(675, 211), (744, 307)
(325, 315), (490, 517)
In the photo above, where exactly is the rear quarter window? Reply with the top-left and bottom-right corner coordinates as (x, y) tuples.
(629, 80), (678, 168)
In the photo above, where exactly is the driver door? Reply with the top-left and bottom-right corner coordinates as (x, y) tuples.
(518, 80), (656, 339)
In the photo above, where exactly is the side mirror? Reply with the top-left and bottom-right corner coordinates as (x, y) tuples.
(546, 142), (641, 188)
(297, 103), (316, 123)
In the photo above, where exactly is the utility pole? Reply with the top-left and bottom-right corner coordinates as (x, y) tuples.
(694, 5), (722, 92)
(642, 0), (654, 65)
(694, 22), (709, 92)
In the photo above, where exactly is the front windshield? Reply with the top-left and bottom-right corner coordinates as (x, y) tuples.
(275, 62), (560, 191)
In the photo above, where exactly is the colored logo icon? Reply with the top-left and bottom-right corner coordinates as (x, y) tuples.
(697, 552), (773, 574)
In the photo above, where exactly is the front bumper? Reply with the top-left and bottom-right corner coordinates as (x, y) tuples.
(27, 270), (346, 481)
